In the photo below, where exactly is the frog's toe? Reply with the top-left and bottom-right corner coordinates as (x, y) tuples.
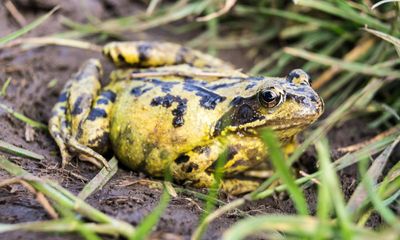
(60, 147), (73, 168)
(66, 138), (110, 169)
(78, 154), (103, 168)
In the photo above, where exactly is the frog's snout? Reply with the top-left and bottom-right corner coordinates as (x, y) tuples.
(310, 96), (324, 122)
(286, 69), (310, 85)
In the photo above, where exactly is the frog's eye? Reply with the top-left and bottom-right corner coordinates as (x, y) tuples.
(259, 89), (282, 108)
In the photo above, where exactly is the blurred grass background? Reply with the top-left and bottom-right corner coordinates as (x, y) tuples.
(0, 0), (399, 239)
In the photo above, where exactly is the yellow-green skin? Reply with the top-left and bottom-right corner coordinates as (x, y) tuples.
(49, 41), (324, 195)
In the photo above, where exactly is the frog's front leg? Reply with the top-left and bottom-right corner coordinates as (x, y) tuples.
(102, 41), (234, 70)
(171, 136), (266, 195)
(282, 136), (298, 157)
(49, 59), (114, 168)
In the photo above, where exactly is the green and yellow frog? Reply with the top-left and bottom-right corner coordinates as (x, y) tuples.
(49, 41), (324, 195)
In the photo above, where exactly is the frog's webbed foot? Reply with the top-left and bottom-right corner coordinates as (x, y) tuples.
(49, 59), (111, 169)
(102, 41), (234, 70)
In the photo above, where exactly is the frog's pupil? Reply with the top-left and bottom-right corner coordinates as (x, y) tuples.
(262, 90), (276, 103)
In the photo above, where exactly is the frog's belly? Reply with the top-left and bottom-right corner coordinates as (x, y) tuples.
(108, 86), (217, 176)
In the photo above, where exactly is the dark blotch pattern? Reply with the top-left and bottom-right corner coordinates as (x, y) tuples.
(213, 119), (223, 137)
(149, 79), (179, 93)
(184, 162), (199, 173)
(96, 99), (109, 105)
(58, 92), (68, 102)
(96, 90), (117, 105)
(131, 85), (152, 97)
(151, 94), (188, 128)
(231, 159), (247, 168)
(245, 82), (257, 90)
(206, 81), (239, 90)
(233, 104), (265, 126)
(138, 43), (153, 62)
(230, 96), (244, 107)
(286, 71), (300, 83)
(87, 108), (108, 121)
(286, 93), (306, 104)
(100, 90), (117, 102)
(88, 132), (110, 150)
(175, 154), (190, 164)
(227, 146), (238, 161)
(117, 53), (126, 63)
(193, 146), (211, 156)
(71, 96), (84, 115)
(183, 82), (226, 110)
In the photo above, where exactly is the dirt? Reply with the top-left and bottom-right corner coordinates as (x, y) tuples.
(0, 1), (392, 239)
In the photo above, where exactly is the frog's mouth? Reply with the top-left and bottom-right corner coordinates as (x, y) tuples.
(242, 117), (317, 131)
(213, 117), (317, 138)
(266, 118), (317, 130)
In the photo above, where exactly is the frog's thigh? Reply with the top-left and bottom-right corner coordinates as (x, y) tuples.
(49, 81), (73, 165)
(50, 59), (109, 168)
(103, 41), (233, 70)
(170, 142), (223, 188)
(77, 85), (117, 154)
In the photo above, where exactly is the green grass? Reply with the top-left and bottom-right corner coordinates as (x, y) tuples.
(0, 0), (399, 239)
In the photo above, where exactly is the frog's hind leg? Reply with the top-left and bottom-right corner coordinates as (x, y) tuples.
(49, 59), (112, 168)
(103, 41), (234, 70)
(49, 82), (73, 165)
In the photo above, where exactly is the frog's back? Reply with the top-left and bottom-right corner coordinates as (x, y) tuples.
(108, 75), (255, 175)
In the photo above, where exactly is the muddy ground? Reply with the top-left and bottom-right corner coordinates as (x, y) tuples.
(0, 1), (391, 239)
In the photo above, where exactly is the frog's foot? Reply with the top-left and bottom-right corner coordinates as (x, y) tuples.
(103, 41), (234, 70)
(48, 119), (72, 166)
(49, 59), (111, 169)
(221, 179), (260, 195)
(67, 138), (109, 169)
(50, 115), (109, 168)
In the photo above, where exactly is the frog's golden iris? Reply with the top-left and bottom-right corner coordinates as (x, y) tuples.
(49, 41), (324, 195)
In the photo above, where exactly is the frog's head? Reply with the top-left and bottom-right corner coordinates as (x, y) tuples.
(214, 69), (324, 140)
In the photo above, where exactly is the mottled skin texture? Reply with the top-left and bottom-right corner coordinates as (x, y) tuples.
(49, 41), (324, 195)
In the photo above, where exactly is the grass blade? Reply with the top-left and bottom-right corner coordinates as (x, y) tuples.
(0, 140), (44, 160)
(0, 77), (12, 97)
(0, 155), (135, 238)
(316, 138), (353, 239)
(223, 215), (326, 240)
(0, 103), (48, 130)
(284, 47), (400, 78)
(359, 157), (400, 228)
(0, 7), (59, 45)
(364, 28), (400, 57)
(192, 149), (228, 240)
(295, 0), (390, 32)
(347, 136), (400, 214)
(78, 157), (118, 200)
(260, 128), (308, 215)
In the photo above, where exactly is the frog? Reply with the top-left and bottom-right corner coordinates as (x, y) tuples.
(49, 41), (324, 195)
